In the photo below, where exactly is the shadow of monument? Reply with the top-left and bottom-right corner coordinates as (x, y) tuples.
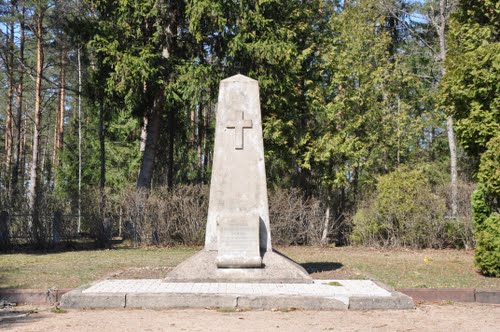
(301, 262), (343, 274)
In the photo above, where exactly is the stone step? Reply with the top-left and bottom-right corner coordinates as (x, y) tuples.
(60, 279), (414, 310)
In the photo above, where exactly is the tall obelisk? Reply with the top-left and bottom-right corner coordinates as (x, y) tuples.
(165, 74), (311, 283)
(205, 75), (272, 265)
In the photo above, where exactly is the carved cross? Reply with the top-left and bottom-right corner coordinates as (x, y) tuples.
(226, 111), (253, 150)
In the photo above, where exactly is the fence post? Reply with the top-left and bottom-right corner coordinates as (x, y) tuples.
(0, 211), (11, 250)
(53, 210), (62, 245)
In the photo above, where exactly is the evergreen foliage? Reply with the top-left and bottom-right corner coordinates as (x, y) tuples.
(442, 0), (499, 165)
(474, 213), (500, 277)
(441, 0), (499, 274)
(0, 0), (496, 249)
(350, 166), (458, 248)
(471, 186), (492, 227)
(478, 135), (500, 200)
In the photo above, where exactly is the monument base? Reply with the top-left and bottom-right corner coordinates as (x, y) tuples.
(164, 249), (313, 284)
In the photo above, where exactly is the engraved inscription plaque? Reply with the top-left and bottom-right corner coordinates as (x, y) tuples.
(216, 215), (262, 268)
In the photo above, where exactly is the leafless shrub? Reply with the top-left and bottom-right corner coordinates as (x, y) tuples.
(436, 180), (476, 249)
(121, 186), (326, 247)
(79, 187), (119, 247)
(121, 185), (208, 246)
(269, 188), (325, 245)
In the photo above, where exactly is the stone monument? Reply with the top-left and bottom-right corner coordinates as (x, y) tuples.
(165, 74), (311, 283)
(60, 74), (414, 311)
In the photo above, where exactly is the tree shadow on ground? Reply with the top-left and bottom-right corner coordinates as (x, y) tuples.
(0, 307), (45, 328)
(301, 262), (343, 274)
(0, 238), (133, 255)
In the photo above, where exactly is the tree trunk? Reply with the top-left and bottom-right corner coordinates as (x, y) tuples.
(11, 0), (25, 199)
(136, 0), (180, 189)
(447, 116), (458, 216)
(137, 98), (161, 189)
(77, 46), (82, 233)
(202, 102), (209, 182)
(4, 16), (15, 169)
(28, 5), (46, 245)
(437, 0), (458, 217)
(321, 207), (331, 246)
(53, 48), (66, 169)
(167, 105), (175, 189)
(139, 115), (148, 154)
(98, 96), (106, 216)
(197, 104), (204, 182)
(20, 107), (27, 196)
(41, 121), (50, 176)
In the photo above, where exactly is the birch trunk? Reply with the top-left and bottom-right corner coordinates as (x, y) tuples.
(447, 116), (458, 216)
(321, 207), (331, 246)
(437, 0), (458, 217)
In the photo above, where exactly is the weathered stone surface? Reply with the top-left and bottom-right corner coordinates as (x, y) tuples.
(0, 289), (72, 305)
(396, 288), (475, 303)
(475, 289), (500, 304)
(349, 291), (415, 310)
(216, 214), (262, 268)
(166, 74), (310, 281)
(59, 279), (415, 310)
(165, 250), (312, 283)
(60, 288), (125, 309)
(205, 74), (271, 253)
(237, 295), (348, 310)
(126, 293), (237, 309)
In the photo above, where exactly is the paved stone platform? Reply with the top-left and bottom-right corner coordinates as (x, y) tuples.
(61, 279), (414, 310)
(164, 250), (313, 283)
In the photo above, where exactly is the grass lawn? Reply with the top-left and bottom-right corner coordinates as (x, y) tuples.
(0, 246), (197, 289)
(280, 246), (500, 289)
(0, 245), (498, 290)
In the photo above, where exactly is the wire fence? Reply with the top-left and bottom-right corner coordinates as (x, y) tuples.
(0, 211), (106, 248)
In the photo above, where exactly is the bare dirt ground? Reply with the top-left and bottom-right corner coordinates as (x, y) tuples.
(1, 303), (499, 332)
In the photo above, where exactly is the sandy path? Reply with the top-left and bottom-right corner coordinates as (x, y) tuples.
(1, 303), (499, 332)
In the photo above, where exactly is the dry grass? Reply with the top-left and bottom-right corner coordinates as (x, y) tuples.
(281, 246), (500, 289)
(0, 246), (198, 289)
(0, 246), (498, 290)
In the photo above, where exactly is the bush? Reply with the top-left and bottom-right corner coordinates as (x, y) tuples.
(351, 167), (450, 248)
(268, 188), (325, 245)
(121, 185), (208, 246)
(472, 186), (492, 229)
(119, 186), (327, 246)
(471, 134), (500, 276)
(436, 181), (475, 248)
(474, 213), (500, 277)
(81, 187), (120, 248)
(478, 135), (500, 197)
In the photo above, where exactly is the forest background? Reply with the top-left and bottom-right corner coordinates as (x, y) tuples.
(0, 0), (498, 275)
